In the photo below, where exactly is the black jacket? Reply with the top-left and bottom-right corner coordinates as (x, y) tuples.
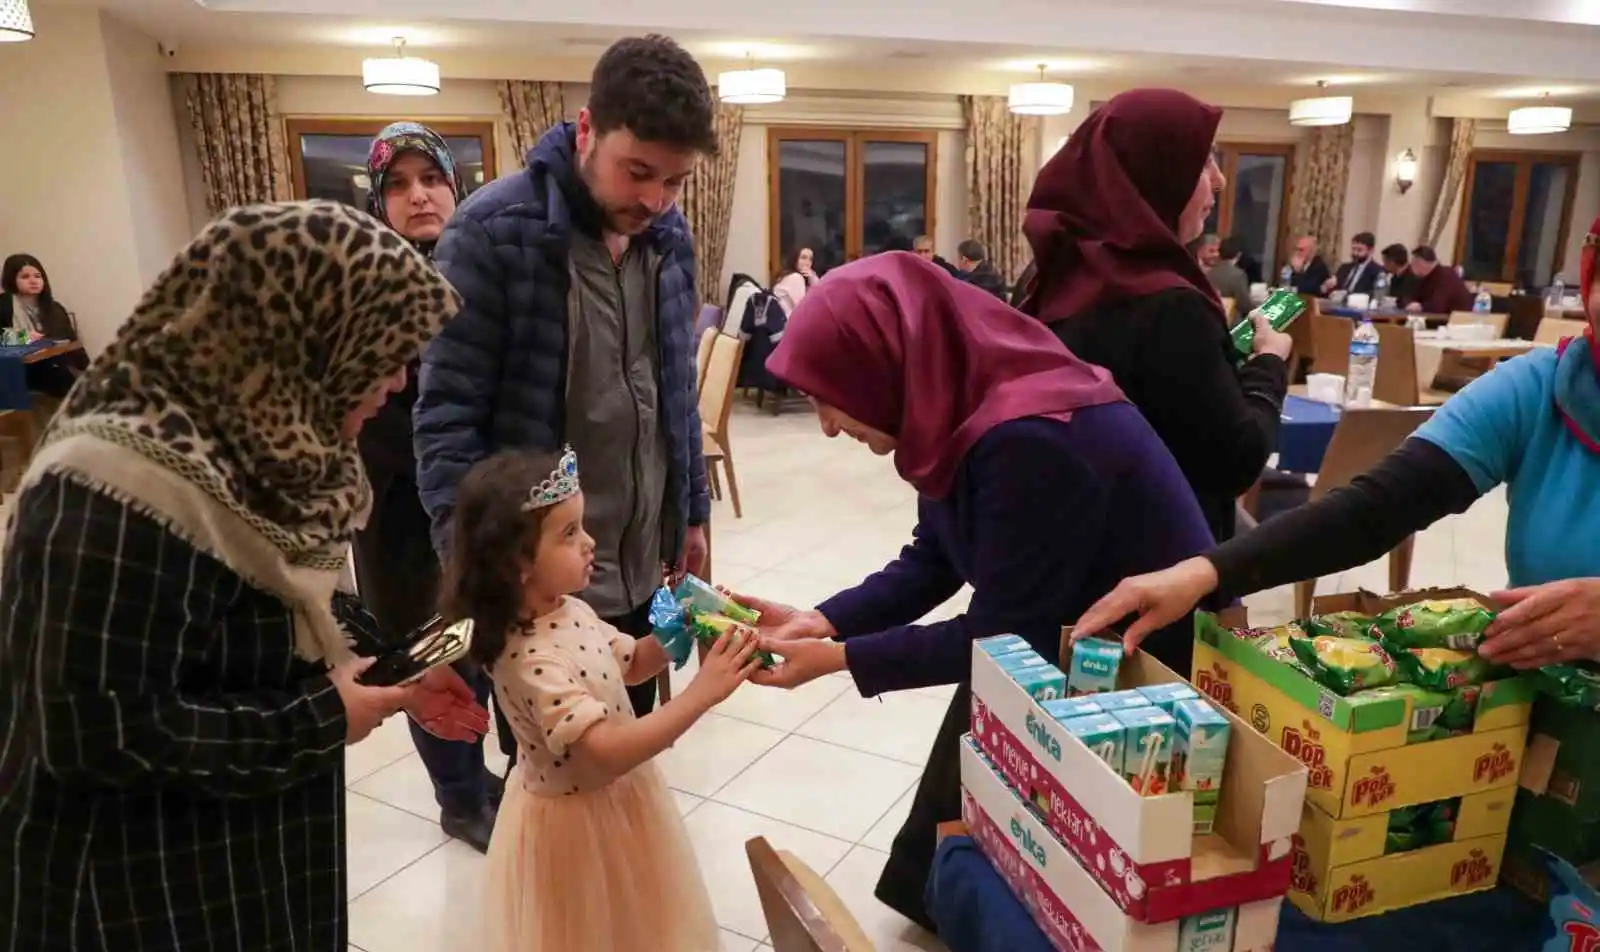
(1289, 256), (1332, 296)
(1333, 259), (1380, 296)
(932, 256), (1007, 300)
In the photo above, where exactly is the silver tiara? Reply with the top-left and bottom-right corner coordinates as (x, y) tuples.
(522, 446), (581, 511)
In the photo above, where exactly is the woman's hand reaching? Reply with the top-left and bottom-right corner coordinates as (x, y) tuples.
(1070, 557), (1221, 655)
(725, 591), (837, 641)
(1479, 579), (1600, 669)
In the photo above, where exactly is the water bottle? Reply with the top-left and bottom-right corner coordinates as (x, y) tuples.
(1473, 290), (1493, 315)
(1280, 265), (1294, 290)
(1549, 277), (1566, 308)
(1372, 271), (1390, 310)
(1345, 319), (1379, 408)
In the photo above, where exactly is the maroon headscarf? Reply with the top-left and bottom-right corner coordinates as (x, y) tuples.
(1021, 88), (1224, 324)
(766, 253), (1125, 499)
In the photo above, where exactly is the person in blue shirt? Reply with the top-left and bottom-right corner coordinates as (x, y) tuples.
(1073, 210), (1600, 670)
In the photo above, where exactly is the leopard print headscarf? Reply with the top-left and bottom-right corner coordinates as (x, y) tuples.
(26, 201), (459, 662)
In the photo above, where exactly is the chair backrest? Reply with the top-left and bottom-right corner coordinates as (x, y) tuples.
(747, 837), (875, 952)
(1504, 295), (1547, 340)
(694, 304), (724, 343)
(699, 332), (744, 440)
(1535, 317), (1588, 346)
(1476, 281), (1514, 297)
(1312, 407), (1436, 500)
(695, 326), (717, 393)
(1309, 313), (1353, 377)
(1372, 322), (1420, 406)
(1449, 311), (1509, 336)
(1222, 298), (1237, 322)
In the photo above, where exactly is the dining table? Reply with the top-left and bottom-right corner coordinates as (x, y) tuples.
(1411, 333), (1549, 393)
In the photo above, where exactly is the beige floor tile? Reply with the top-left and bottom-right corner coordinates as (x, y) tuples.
(722, 929), (762, 952)
(344, 791), (449, 898)
(348, 840), (484, 951)
(654, 711), (787, 797)
(861, 786), (918, 853)
(823, 846), (947, 951)
(714, 668), (854, 732)
(345, 715), (419, 784)
(714, 735), (921, 841)
(795, 688), (950, 766)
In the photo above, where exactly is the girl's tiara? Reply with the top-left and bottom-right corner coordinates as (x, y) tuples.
(523, 446), (581, 511)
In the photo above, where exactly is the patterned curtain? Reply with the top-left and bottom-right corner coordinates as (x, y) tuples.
(1287, 123), (1356, 257)
(179, 73), (292, 215)
(1424, 118), (1478, 248)
(678, 104), (743, 307)
(960, 95), (1037, 284)
(498, 80), (566, 159)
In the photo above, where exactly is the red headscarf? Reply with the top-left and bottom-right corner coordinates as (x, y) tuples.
(1020, 88), (1224, 324)
(765, 253), (1125, 499)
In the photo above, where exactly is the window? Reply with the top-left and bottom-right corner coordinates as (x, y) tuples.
(1454, 150), (1580, 286)
(285, 119), (498, 207)
(1203, 143), (1295, 276)
(767, 128), (938, 277)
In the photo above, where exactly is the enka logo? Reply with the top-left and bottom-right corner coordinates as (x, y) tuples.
(1009, 816), (1048, 867)
(1080, 656), (1114, 676)
(1025, 712), (1064, 762)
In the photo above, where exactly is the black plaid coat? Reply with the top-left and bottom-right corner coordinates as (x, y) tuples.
(0, 473), (389, 951)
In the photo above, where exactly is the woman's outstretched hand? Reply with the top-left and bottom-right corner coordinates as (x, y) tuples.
(725, 591), (838, 641)
(750, 636), (847, 690)
(1479, 579), (1600, 669)
(1071, 557), (1221, 655)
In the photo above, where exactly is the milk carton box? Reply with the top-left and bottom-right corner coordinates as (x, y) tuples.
(1059, 713), (1125, 770)
(1114, 707), (1176, 796)
(1012, 662), (1068, 702)
(1094, 690), (1156, 715)
(1174, 698), (1232, 834)
(977, 634), (1033, 658)
(1137, 682), (1200, 714)
(1067, 637), (1123, 696)
(1042, 696), (1104, 721)
(1177, 908), (1236, 951)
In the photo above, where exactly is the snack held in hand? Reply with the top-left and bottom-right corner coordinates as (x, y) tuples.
(1173, 698), (1231, 833)
(1115, 707), (1175, 795)
(673, 574), (761, 625)
(1067, 637), (1123, 696)
(1373, 598), (1495, 651)
(1289, 634), (1399, 694)
(647, 584), (774, 670)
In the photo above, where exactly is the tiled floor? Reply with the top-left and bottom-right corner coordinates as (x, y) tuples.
(344, 398), (1511, 951)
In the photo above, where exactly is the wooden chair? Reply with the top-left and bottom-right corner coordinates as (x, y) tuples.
(1373, 323), (1450, 406)
(1292, 406), (1437, 616)
(694, 326), (717, 393)
(700, 333), (745, 518)
(747, 837), (876, 952)
(1448, 311), (1509, 336)
(1475, 281), (1514, 297)
(1223, 298), (1237, 322)
(1308, 313), (1353, 377)
(1535, 317), (1588, 345)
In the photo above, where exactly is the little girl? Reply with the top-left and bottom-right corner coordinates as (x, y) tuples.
(439, 448), (761, 952)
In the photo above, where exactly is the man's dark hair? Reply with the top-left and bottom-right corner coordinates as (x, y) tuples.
(957, 239), (989, 263)
(1381, 243), (1409, 267)
(1218, 237), (1243, 260)
(1352, 232), (1376, 249)
(588, 35), (718, 154)
(1411, 245), (1439, 263)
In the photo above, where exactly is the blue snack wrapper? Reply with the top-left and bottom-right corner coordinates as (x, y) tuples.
(648, 587), (697, 670)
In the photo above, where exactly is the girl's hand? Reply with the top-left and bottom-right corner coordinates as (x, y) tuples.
(750, 637), (847, 690)
(726, 592), (837, 641)
(684, 627), (762, 708)
(1071, 557), (1221, 655)
(1479, 580), (1600, 669)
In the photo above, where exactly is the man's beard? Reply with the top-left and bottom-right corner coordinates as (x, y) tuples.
(579, 152), (657, 235)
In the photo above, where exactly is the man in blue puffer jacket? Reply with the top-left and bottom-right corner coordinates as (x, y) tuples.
(415, 35), (714, 721)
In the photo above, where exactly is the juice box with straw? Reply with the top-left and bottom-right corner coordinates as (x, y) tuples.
(1173, 698), (1232, 834)
(1060, 714), (1125, 770)
(1230, 288), (1308, 357)
(1095, 690), (1156, 715)
(1138, 682), (1200, 714)
(1115, 707), (1176, 796)
(997, 651), (1068, 701)
(1042, 696), (1105, 721)
(1067, 637), (1123, 695)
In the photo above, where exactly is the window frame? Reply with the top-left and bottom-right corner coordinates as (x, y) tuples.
(1210, 141), (1297, 273)
(1452, 148), (1581, 284)
(283, 117), (500, 201)
(765, 127), (939, 271)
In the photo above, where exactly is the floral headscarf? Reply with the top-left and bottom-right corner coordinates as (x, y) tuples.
(366, 121), (465, 229)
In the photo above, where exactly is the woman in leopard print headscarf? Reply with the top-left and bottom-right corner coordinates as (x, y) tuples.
(0, 201), (474, 952)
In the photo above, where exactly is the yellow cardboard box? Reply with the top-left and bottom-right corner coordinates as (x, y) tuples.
(1192, 591), (1534, 820)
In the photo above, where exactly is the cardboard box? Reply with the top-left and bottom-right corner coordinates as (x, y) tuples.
(960, 737), (1285, 952)
(969, 640), (1307, 923)
(1505, 701), (1600, 899)
(1192, 591), (1534, 820)
(1287, 788), (1513, 921)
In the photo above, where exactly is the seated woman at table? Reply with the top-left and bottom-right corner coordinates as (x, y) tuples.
(1017, 89), (1293, 543)
(1, 253), (89, 396)
(730, 252), (1217, 932)
(1074, 212), (1600, 674)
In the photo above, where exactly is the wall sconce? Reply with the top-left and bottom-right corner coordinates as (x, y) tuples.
(1395, 148), (1418, 195)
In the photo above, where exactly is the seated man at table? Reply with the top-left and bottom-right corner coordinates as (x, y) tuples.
(1286, 234), (1331, 295)
(1382, 243), (1419, 306)
(1207, 236), (1252, 321)
(1405, 245), (1475, 315)
(1323, 231), (1380, 297)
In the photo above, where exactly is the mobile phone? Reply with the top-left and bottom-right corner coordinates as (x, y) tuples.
(357, 615), (475, 687)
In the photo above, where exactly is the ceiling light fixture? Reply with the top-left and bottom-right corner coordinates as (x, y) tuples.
(1507, 93), (1571, 135)
(0, 0), (35, 42)
(363, 37), (440, 97)
(1289, 81), (1352, 127)
(1009, 64), (1074, 117)
(718, 54), (786, 105)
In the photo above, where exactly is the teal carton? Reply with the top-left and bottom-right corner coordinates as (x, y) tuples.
(1042, 697), (1104, 721)
(1010, 661), (1068, 702)
(1067, 637), (1123, 696)
(976, 634), (1032, 658)
(1138, 682), (1200, 714)
(1114, 707), (1176, 796)
(996, 649), (1048, 671)
(1177, 907), (1236, 951)
(1174, 698), (1232, 834)
(1094, 690), (1155, 714)
(1060, 714), (1124, 769)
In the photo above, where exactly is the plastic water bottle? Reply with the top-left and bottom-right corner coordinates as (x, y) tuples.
(1371, 272), (1390, 310)
(1280, 265), (1294, 290)
(1473, 290), (1493, 315)
(1549, 277), (1566, 308)
(1345, 319), (1379, 408)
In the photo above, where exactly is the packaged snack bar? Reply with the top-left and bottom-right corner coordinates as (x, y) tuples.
(1373, 598), (1495, 651)
(1389, 645), (1494, 692)
(647, 586), (775, 669)
(1306, 610), (1377, 640)
(1060, 714), (1125, 770)
(1230, 288), (1307, 357)
(1067, 637), (1123, 696)
(1173, 698), (1231, 834)
(1137, 682), (1200, 714)
(1114, 707), (1176, 795)
(1289, 634), (1399, 694)
(1177, 908), (1236, 952)
(673, 574), (762, 625)
(1094, 690), (1156, 714)
(976, 633), (1033, 658)
(1042, 696), (1105, 721)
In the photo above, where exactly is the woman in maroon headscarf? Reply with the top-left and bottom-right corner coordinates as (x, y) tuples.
(729, 252), (1216, 930)
(1020, 89), (1293, 542)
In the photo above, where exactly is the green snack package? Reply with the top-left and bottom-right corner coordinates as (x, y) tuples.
(1250, 623), (1309, 662)
(1230, 289), (1308, 356)
(1390, 645), (1494, 692)
(1306, 611), (1376, 640)
(1373, 598), (1495, 651)
(1531, 662), (1600, 710)
(688, 609), (778, 668)
(674, 574), (761, 625)
(1289, 634), (1398, 695)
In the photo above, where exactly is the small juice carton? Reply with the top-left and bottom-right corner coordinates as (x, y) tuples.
(1177, 908), (1236, 951)
(1114, 707), (1176, 795)
(1137, 682), (1200, 714)
(1094, 690), (1155, 714)
(1173, 698), (1232, 834)
(996, 649), (1048, 671)
(1060, 714), (1125, 770)
(1042, 696), (1104, 721)
(976, 634), (1033, 658)
(1067, 637), (1123, 696)
(1011, 662), (1068, 702)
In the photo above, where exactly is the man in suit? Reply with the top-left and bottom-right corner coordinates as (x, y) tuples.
(1323, 231), (1380, 297)
(1207, 236), (1253, 321)
(1287, 234), (1332, 295)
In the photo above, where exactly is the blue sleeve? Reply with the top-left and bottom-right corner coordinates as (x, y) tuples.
(816, 518), (965, 637)
(682, 249), (712, 526)
(1413, 349), (1551, 494)
(416, 215), (509, 555)
(841, 427), (1109, 697)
